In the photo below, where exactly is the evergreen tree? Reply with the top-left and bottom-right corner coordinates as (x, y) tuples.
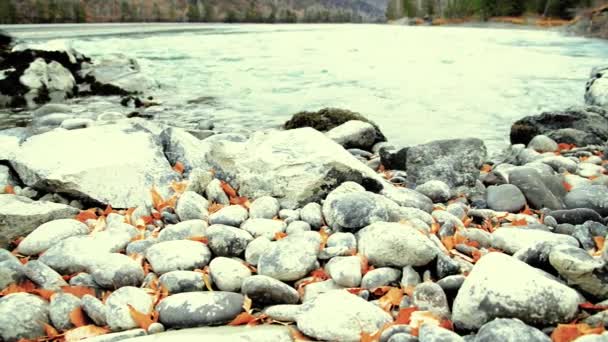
(187, 1), (201, 22)
(0, 0), (16, 24)
(121, 1), (133, 22)
(224, 10), (238, 23)
(203, 1), (215, 22)
(153, 2), (162, 22)
(74, 2), (86, 23)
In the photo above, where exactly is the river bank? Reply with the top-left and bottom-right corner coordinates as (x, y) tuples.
(1, 38), (608, 341)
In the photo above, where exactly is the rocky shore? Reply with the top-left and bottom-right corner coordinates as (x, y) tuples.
(1, 37), (608, 342)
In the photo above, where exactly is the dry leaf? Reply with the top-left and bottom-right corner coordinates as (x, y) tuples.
(439, 319), (454, 331)
(64, 325), (111, 341)
(480, 164), (492, 173)
(563, 181), (573, 192)
(172, 161), (185, 175)
(43, 322), (59, 338)
(395, 307), (418, 324)
(243, 295), (252, 313)
(594, 236), (605, 251)
(319, 228), (329, 249)
(558, 143), (576, 152)
(551, 323), (604, 342)
(103, 205), (113, 216)
(128, 304), (158, 331)
(30, 289), (55, 301)
(188, 236), (209, 244)
(69, 307), (88, 327)
(441, 236), (455, 251)
(220, 180), (238, 198)
(579, 302), (608, 311)
(509, 218), (528, 226)
(228, 312), (257, 326)
(274, 232), (288, 240)
(60, 286), (96, 298)
(150, 188), (164, 211)
(170, 181), (188, 195)
(289, 327), (311, 341)
(360, 255), (371, 275)
(229, 196), (250, 208)
(378, 287), (404, 312)
(4, 185), (15, 194)
(360, 330), (381, 342)
(208, 203), (224, 214)
(520, 204), (534, 216)
(310, 268), (330, 281)
(75, 210), (97, 223)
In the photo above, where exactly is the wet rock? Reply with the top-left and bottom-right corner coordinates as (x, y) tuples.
(508, 168), (564, 210)
(486, 184), (526, 213)
(80, 53), (156, 94)
(546, 128), (604, 146)
(452, 253), (582, 330)
(357, 222), (437, 267)
(258, 232), (320, 281)
(241, 275), (300, 305)
(510, 106), (608, 146)
(90, 253), (145, 289)
(49, 293), (81, 331)
(145, 240), (211, 275)
(528, 135), (559, 153)
(549, 244), (608, 298)
(249, 196), (280, 219)
(81, 294), (108, 326)
(209, 257), (251, 292)
(413, 282), (451, 319)
(401, 266), (422, 288)
(491, 228), (579, 254)
(381, 187), (434, 213)
(158, 271), (205, 294)
(241, 218), (286, 240)
(323, 190), (390, 231)
(0, 250), (25, 289)
(415, 180), (451, 203)
(548, 208), (604, 225)
(326, 120), (377, 150)
(206, 224), (253, 257)
(0, 194), (79, 248)
(564, 185), (608, 216)
(406, 138), (487, 188)
(361, 267), (402, 289)
(0, 293), (49, 342)
(157, 292), (244, 328)
(325, 256), (362, 287)
(437, 252), (462, 279)
(512, 241), (558, 270)
(418, 324), (464, 341)
(160, 127), (210, 176)
(300, 203), (324, 228)
(69, 273), (99, 288)
(475, 318), (551, 342)
(17, 219), (88, 256)
(106, 287), (153, 331)
(175, 191), (209, 221)
(296, 290), (392, 342)
(157, 220), (207, 242)
(245, 236), (273, 266)
(24, 260), (68, 291)
(209, 205), (248, 227)
(540, 155), (578, 174)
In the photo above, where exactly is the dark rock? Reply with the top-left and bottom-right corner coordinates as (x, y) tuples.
(0, 293), (49, 342)
(49, 293), (81, 331)
(475, 318), (551, 342)
(156, 292), (244, 328)
(158, 271), (205, 294)
(406, 138), (487, 188)
(548, 208), (604, 225)
(486, 184), (526, 213)
(413, 282), (451, 319)
(206, 224), (254, 257)
(241, 275), (300, 305)
(257, 232), (320, 281)
(564, 185), (608, 216)
(380, 146), (408, 171)
(510, 106), (608, 146)
(508, 168), (564, 210)
(546, 128), (604, 146)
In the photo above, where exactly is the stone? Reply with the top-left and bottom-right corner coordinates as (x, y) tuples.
(89, 253), (145, 289)
(263, 304), (301, 322)
(209, 205), (248, 227)
(0, 250), (25, 289)
(357, 222), (437, 267)
(175, 191), (209, 221)
(539, 156), (578, 173)
(245, 236), (273, 266)
(160, 127), (210, 176)
(20, 58), (76, 107)
(145, 240), (211, 275)
(0, 293), (49, 342)
(286, 221), (312, 235)
(406, 138), (487, 188)
(10, 124), (177, 208)
(323, 190), (390, 231)
(528, 135), (559, 153)
(301, 279), (345, 303)
(24, 260), (68, 291)
(279, 209), (300, 222)
(546, 128), (604, 146)
(241, 218), (287, 240)
(209, 257), (251, 292)
(586, 67), (608, 108)
(418, 324), (464, 342)
(241, 275), (300, 305)
(17, 219), (89, 256)
(157, 220), (207, 242)
(325, 256), (362, 287)
(205, 128), (384, 209)
(81, 294), (108, 326)
(79, 53), (156, 94)
(158, 271), (205, 294)
(0, 194), (79, 248)
(415, 180), (452, 203)
(300, 202), (324, 228)
(156, 292), (244, 328)
(69, 273), (98, 288)
(326, 120), (377, 150)
(296, 290), (392, 342)
(83, 329), (146, 342)
(475, 318), (551, 342)
(381, 187), (434, 213)
(564, 185), (608, 216)
(49, 293), (81, 331)
(249, 196), (280, 219)
(549, 244), (608, 298)
(510, 106), (608, 146)
(206, 224), (254, 257)
(452, 253), (582, 330)
(147, 323), (165, 334)
(491, 228), (579, 254)
(413, 282), (451, 319)
(186, 169), (214, 195)
(258, 232), (320, 281)
(106, 287), (154, 331)
(124, 325), (293, 342)
(486, 184), (526, 213)
(508, 168), (564, 210)
(360, 267), (401, 289)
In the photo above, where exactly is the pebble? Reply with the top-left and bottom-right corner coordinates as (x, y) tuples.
(209, 205), (249, 227)
(205, 179), (230, 205)
(241, 218), (287, 240)
(0, 250), (25, 289)
(0, 293), (49, 342)
(175, 191), (209, 221)
(475, 318), (551, 342)
(126, 238), (158, 256)
(258, 232), (320, 281)
(508, 168), (563, 210)
(24, 260), (68, 291)
(158, 271), (205, 293)
(286, 220), (312, 234)
(564, 185), (608, 216)
(84, 329), (146, 342)
(245, 236), (273, 266)
(157, 291), (244, 328)
(69, 273), (99, 288)
(278, 209), (300, 222)
(263, 304), (301, 322)
(401, 265), (422, 289)
(380, 325), (414, 342)
(302, 279), (345, 303)
(49, 293), (81, 330)
(549, 244), (608, 298)
(249, 196), (280, 219)
(89, 253), (145, 289)
(486, 184), (527, 213)
(241, 275), (300, 305)
(418, 324), (464, 342)
(415, 180), (452, 203)
(209, 257), (252, 292)
(17, 219), (89, 256)
(491, 227), (579, 254)
(185, 169), (213, 195)
(106, 286), (153, 331)
(157, 220), (207, 241)
(325, 256), (362, 287)
(381, 187), (434, 213)
(323, 191), (391, 231)
(206, 224), (254, 257)
(413, 282), (451, 319)
(300, 202), (324, 228)
(437, 275), (466, 294)
(528, 135), (558, 153)
(145, 240), (211, 274)
(81, 294), (108, 326)
(361, 267), (402, 289)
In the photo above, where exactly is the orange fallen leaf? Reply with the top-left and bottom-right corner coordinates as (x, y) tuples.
(229, 196), (251, 208)
(60, 286), (96, 298)
(480, 164), (492, 173)
(346, 287), (365, 295)
(563, 181), (573, 192)
(0, 283), (26, 296)
(30, 289), (55, 301)
(64, 325), (111, 341)
(580, 302), (608, 311)
(228, 312), (257, 326)
(510, 218), (528, 226)
(188, 236), (209, 244)
(274, 232), (288, 240)
(43, 322), (59, 338)
(430, 222), (440, 234)
(4, 185), (15, 194)
(220, 181), (238, 198)
(310, 268), (330, 281)
(170, 181), (188, 195)
(360, 255), (371, 275)
(551, 323), (604, 342)
(319, 228), (329, 249)
(520, 204), (534, 216)
(472, 249), (483, 263)
(395, 307), (418, 324)
(461, 216), (473, 227)
(172, 161), (185, 175)
(441, 236), (455, 251)
(208, 203), (224, 214)
(360, 330), (381, 342)
(439, 319), (454, 331)
(594, 236), (605, 251)
(289, 327), (311, 341)
(75, 210), (97, 223)
(69, 307), (88, 327)
(558, 143), (576, 151)
(150, 188), (164, 211)
(378, 287), (404, 312)
(128, 304), (158, 331)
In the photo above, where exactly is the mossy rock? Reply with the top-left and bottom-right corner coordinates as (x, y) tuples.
(284, 107), (386, 143)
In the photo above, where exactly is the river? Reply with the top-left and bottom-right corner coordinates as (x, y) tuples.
(3, 23), (608, 152)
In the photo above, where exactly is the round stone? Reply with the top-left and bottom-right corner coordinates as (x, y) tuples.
(486, 184), (527, 213)
(415, 180), (451, 203)
(257, 232), (320, 281)
(145, 240), (211, 275)
(0, 293), (49, 341)
(106, 286), (153, 332)
(209, 257), (252, 292)
(245, 236), (273, 266)
(156, 292), (244, 328)
(206, 224), (254, 257)
(158, 271), (205, 294)
(157, 220), (207, 242)
(300, 203), (323, 229)
(175, 191), (209, 221)
(249, 196), (280, 219)
(209, 205), (248, 227)
(241, 219), (287, 240)
(49, 293), (81, 331)
(241, 275), (300, 305)
(89, 253), (145, 289)
(17, 219), (89, 256)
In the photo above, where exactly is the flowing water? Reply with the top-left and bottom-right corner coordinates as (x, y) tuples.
(3, 23), (608, 152)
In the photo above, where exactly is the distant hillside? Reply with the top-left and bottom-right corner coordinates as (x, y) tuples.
(0, 0), (388, 24)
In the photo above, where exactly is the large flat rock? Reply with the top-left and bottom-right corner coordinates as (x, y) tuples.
(10, 123), (177, 208)
(127, 325), (293, 342)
